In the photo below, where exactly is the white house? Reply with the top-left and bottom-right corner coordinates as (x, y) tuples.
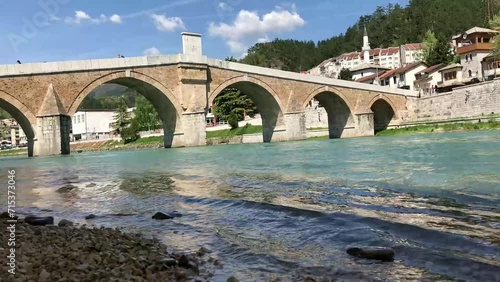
(72, 110), (117, 141)
(436, 63), (464, 92)
(414, 64), (445, 96)
(351, 63), (391, 81)
(454, 27), (498, 82)
(379, 62), (428, 91)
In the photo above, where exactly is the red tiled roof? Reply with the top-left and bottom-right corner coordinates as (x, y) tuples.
(402, 43), (423, 51)
(415, 63), (445, 76)
(379, 62), (426, 79)
(356, 72), (386, 82)
(379, 69), (396, 79)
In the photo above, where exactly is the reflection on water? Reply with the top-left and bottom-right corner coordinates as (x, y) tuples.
(1, 131), (499, 281)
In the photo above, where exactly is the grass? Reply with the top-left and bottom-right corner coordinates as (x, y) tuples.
(206, 124), (263, 139)
(307, 135), (330, 140)
(0, 148), (27, 156)
(307, 127), (329, 131)
(376, 120), (500, 136)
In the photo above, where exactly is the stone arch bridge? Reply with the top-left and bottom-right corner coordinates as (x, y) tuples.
(0, 33), (418, 156)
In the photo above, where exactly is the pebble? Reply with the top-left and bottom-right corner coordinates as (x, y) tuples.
(227, 276), (239, 282)
(0, 218), (214, 281)
(346, 247), (395, 262)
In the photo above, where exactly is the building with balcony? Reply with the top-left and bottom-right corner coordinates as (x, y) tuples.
(481, 53), (500, 80)
(454, 27), (498, 82)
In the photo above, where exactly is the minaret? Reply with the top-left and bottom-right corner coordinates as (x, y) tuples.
(362, 26), (371, 64)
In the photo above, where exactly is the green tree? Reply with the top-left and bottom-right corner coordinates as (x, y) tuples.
(112, 99), (130, 135)
(419, 31), (453, 65)
(225, 56), (239, 62)
(213, 88), (256, 123)
(338, 68), (353, 81)
(133, 95), (161, 131)
(419, 30), (438, 62)
(427, 35), (453, 65)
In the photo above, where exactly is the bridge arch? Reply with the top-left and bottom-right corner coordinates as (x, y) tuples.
(303, 86), (355, 138)
(208, 75), (286, 143)
(68, 71), (183, 148)
(368, 95), (398, 133)
(0, 91), (36, 156)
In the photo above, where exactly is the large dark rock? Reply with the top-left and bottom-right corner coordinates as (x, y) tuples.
(24, 216), (54, 226)
(0, 211), (17, 219)
(346, 247), (395, 262)
(58, 219), (74, 227)
(85, 214), (97, 220)
(56, 184), (78, 193)
(152, 212), (173, 220)
(178, 254), (190, 268)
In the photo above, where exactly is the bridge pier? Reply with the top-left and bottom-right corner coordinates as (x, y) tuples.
(35, 115), (71, 156)
(34, 84), (71, 156)
(181, 112), (206, 147)
(354, 112), (375, 137)
(27, 138), (35, 157)
(284, 112), (307, 141)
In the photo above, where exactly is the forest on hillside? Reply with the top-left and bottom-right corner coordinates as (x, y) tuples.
(237, 0), (487, 72)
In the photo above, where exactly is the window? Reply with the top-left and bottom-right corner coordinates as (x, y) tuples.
(468, 70), (472, 77)
(393, 76), (397, 84)
(465, 55), (468, 62)
(484, 37), (490, 43)
(444, 71), (457, 81)
(81, 115), (85, 123)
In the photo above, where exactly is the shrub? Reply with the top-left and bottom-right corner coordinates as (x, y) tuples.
(227, 113), (239, 129)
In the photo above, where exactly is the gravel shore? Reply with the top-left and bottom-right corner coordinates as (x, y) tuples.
(0, 217), (218, 282)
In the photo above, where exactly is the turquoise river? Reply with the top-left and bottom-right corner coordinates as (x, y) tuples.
(1, 131), (499, 281)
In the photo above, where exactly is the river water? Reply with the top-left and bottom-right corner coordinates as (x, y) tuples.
(1, 131), (499, 281)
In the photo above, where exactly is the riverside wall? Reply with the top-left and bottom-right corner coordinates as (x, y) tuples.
(409, 79), (500, 122)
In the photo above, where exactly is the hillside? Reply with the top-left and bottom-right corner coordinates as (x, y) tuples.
(239, 0), (487, 72)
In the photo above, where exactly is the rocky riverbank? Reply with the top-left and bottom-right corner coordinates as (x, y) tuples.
(0, 215), (219, 282)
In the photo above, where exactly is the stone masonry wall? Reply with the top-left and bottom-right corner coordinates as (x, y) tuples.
(411, 79), (500, 121)
(305, 103), (329, 129)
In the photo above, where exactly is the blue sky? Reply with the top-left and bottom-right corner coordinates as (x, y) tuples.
(0, 0), (409, 64)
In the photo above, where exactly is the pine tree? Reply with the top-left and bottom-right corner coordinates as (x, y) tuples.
(213, 88), (257, 122)
(339, 68), (353, 81)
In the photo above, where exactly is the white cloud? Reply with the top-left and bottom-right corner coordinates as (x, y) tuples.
(218, 2), (232, 11)
(143, 47), (162, 56)
(65, 11), (123, 24)
(151, 14), (185, 32)
(110, 14), (122, 24)
(208, 6), (305, 55)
